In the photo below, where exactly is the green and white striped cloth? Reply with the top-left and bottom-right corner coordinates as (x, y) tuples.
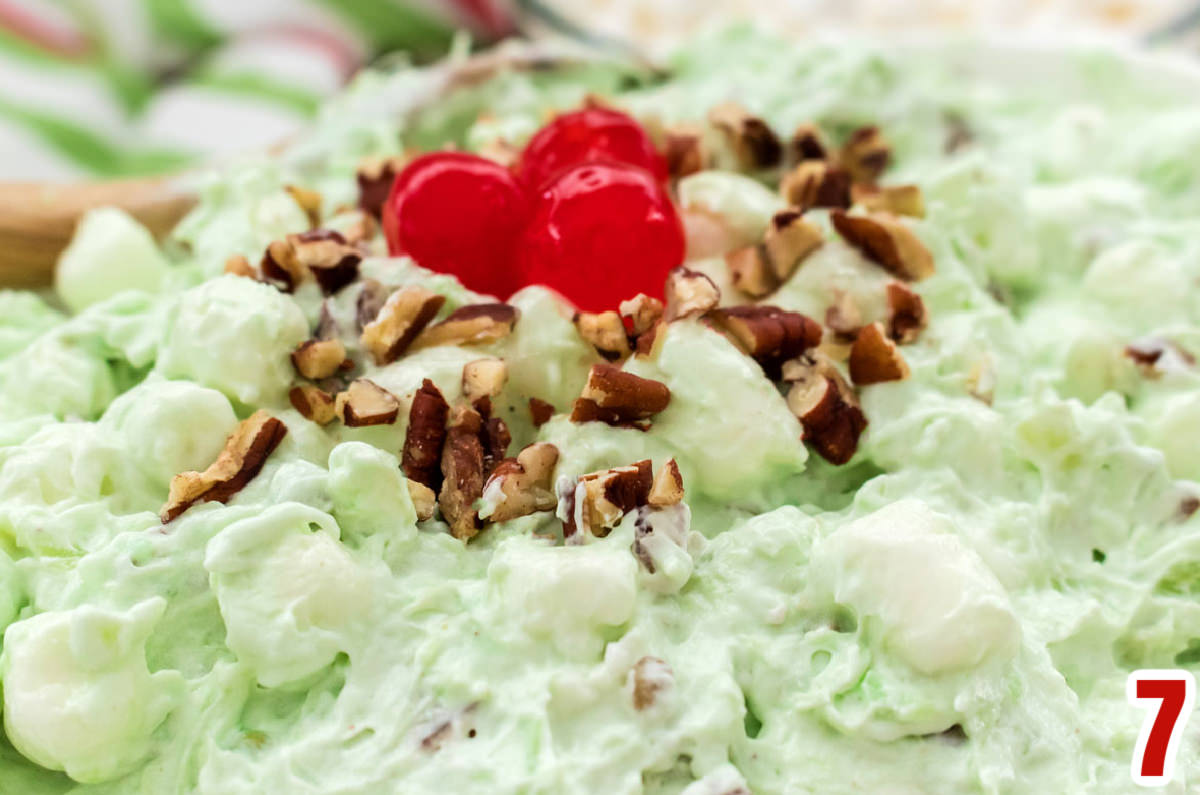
(0, 0), (516, 180)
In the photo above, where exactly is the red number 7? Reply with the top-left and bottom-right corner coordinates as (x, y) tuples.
(1127, 670), (1195, 787)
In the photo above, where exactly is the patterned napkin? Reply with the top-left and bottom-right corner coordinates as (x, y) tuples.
(0, 0), (515, 180)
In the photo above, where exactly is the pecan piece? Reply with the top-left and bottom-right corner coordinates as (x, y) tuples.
(708, 306), (823, 378)
(664, 267), (720, 321)
(289, 384), (336, 425)
(825, 291), (863, 341)
(885, 282), (928, 344)
(356, 278), (390, 333)
(291, 338), (347, 380)
(224, 254), (257, 279)
(575, 311), (632, 360)
(762, 210), (823, 283)
(1125, 337), (1196, 378)
(292, 230), (362, 294)
(410, 304), (518, 351)
(402, 379), (449, 490)
(851, 183), (926, 218)
(789, 122), (828, 162)
(357, 155), (405, 218)
(780, 161), (851, 210)
(783, 354), (867, 465)
(664, 123), (709, 178)
(647, 458), (684, 507)
(335, 379), (400, 426)
(439, 404), (486, 540)
(285, 184), (322, 228)
(260, 238), (306, 291)
(160, 411), (287, 522)
(360, 286), (446, 365)
(619, 294), (664, 337)
(564, 460), (654, 538)
(408, 480), (437, 521)
(570, 364), (671, 428)
(849, 322), (910, 385)
(831, 210), (934, 281)
(462, 359), (508, 407)
(480, 442), (560, 523)
(726, 245), (775, 298)
(708, 102), (782, 171)
(529, 397), (555, 428)
(839, 125), (891, 184)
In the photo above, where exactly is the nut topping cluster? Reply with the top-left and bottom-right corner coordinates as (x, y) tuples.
(560, 458), (685, 541)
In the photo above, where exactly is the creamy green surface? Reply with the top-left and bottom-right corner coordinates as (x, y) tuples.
(2, 28), (1200, 794)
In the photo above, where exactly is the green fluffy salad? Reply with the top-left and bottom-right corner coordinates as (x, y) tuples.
(2, 27), (1200, 794)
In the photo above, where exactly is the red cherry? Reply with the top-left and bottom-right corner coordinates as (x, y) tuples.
(518, 107), (667, 191)
(383, 152), (529, 298)
(517, 162), (685, 312)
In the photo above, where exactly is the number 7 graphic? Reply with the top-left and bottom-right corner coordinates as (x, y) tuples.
(1127, 670), (1195, 787)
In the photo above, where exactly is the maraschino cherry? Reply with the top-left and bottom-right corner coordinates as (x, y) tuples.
(517, 106), (667, 191)
(516, 161), (685, 313)
(383, 152), (529, 298)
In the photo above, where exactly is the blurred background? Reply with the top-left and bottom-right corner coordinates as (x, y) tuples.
(1, 0), (1198, 181)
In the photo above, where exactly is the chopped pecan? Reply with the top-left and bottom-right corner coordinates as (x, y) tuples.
(285, 184), (323, 228)
(839, 125), (891, 184)
(315, 301), (340, 341)
(462, 359), (508, 407)
(664, 267), (720, 321)
(480, 413), (511, 474)
(789, 123), (828, 162)
(708, 102), (782, 171)
(360, 286), (446, 365)
(619, 294), (664, 337)
(783, 353), (867, 465)
(1125, 338), (1196, 378)
(408, 480), (436, 521)
(224, 254), (257, 279)
(634, 322), (665, 358)
(575, 311), (632, 360)
(851, 183), (926, 218)
(825, 291), (863, 340)
(570, 364), (671, 428)
(291, 338), (347, 380)
(849, 322), (910, 385)
(357, 155), (405, 218)
(439, 404), (486, 541)
(160, 411), (287, 522)
(564, 460), (654, 538)
(336, 379), (400, 426)
(647, 459), (684, 507)
(708, 306), (823, 378)
(480, 442), (560, 523)
(260, 238), (307, 291)
(402, 379), (449, 490)
(886, 282), (928, 344)
(780, 161), (851, 210)
(762, 210), (823, 282)
(291, 230), (362, 294)
(529, 397), (555, 428)
(664, 123), (709, 178)
(410, 304), (518, 351)
(726, 245), (776, 298)
(831, 210), (935, 281)
(356, 278), (390, 333)
(289, 384), (336, 425)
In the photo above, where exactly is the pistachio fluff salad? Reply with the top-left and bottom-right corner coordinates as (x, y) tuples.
(3, 26), (1200, 795)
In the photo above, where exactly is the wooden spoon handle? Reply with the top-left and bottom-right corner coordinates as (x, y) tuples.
(0, 178), (196, 289)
